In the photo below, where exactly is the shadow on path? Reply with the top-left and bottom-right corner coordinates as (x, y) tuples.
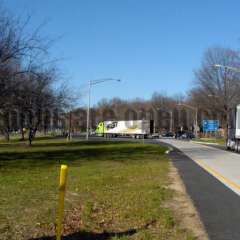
(30, 228), (137, 240)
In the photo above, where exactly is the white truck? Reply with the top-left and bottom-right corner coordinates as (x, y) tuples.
(95, 120), (154, 138)
(227, 104), (240, 151)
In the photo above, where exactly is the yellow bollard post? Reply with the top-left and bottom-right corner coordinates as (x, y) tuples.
(56, 165), (68, 240)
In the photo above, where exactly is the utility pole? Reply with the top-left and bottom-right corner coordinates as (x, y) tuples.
(178, 103), (198, 137)
(86, 78), (121, 140)
(195, 107), (198, 137)
(170, 110), (173, 133)
(86, 81), (91, 141)
(67, 111), (72, 141)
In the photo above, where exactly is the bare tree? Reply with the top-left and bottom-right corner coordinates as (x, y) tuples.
(190, 47), (240, 132)
(0, 5), (70, 143)
(0, 8), (46, 140)
(16, 66), (68, 145)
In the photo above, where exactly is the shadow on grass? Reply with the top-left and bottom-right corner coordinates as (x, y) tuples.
(0, 136), (61, 145)
(0, 140), (124, 148)
(30, 229), (137, 240)
(32, 140), (125, 148)
(0, 141), (165, 168)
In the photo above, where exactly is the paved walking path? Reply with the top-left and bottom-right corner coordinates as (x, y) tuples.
(159, 139), (240, 240)
(160, 139), (240, 195)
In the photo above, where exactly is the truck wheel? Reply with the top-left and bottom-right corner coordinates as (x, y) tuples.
(234, 143), (238, 152)
(226, 139), (231, 150)
(236, 141), (240, 153)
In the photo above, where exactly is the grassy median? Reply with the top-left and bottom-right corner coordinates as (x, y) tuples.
(193, 137), (225, 145)
(0, 138), (195, 240)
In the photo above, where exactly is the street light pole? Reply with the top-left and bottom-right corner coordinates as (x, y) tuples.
(195, 107), (198, 137)
(212, 64), (235, 141)
(86, 80), (91, 141)
(178, 103), (198, 137)
(213, 64), (240, 73)
(170, 110), (173, 133)
(86, 78), (121, 140)
(156, 107), (174, 133)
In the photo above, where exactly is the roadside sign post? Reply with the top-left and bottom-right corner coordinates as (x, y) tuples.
(202, 120), (219, 133)
(56, 165), (68, 240)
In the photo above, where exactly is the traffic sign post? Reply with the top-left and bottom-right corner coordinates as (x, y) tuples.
(202, 120), (219, 132)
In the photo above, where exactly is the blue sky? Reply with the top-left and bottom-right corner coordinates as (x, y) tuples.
(4, 0), (240, 106)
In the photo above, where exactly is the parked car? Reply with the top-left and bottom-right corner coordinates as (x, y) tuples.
(175, 130), (195, 139)
(161, 132), (175, 138)
(150, 133), (160, 139)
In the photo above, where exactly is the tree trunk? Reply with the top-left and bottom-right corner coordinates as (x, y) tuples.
(4, 129), (10, 142)
(20, 128), (25, 141)
(44, 126), (47, 135)
(28, 128), (34, 146)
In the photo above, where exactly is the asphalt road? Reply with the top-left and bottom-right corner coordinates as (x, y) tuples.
(159, 139), (240, 240)
(160, 139), (240, 195)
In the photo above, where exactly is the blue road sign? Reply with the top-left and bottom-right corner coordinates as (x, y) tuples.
(202, 120), (219, 132)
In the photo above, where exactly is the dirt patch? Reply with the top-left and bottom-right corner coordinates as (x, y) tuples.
(167, 162), (209, 240)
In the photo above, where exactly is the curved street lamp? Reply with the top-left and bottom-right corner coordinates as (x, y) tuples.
(86, 78), (121, 140)
(212, 64), (240, 141)
(213, 64), (240, 73)
(178, 102), (198, 137)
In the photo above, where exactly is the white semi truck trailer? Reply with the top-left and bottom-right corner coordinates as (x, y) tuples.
(95, 120), (154, 138)
(227, 104), (240, 151)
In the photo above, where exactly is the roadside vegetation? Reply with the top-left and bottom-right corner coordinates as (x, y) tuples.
(0, 138), (196, 240)
(193, 137), (225, 145)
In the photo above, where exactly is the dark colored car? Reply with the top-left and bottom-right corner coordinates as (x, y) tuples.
(175, 130), (195, 139)
(162, 132), (175, 138)
(151, 133), (160, 139)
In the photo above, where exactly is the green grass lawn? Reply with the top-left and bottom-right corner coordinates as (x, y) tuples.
(0, 138), (195, 240)
(193, 137), (225, 145)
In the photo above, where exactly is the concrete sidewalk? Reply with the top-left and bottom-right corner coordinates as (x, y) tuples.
(159, 139), (240, 196)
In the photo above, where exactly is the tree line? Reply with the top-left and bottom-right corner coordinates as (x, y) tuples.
(69, 93), (221, 135)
